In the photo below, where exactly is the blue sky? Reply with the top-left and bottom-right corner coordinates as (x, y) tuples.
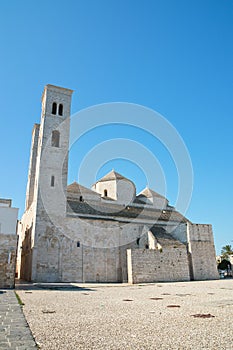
(0, 0), (232, 254)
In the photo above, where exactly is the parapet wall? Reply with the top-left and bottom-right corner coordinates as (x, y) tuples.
(188, 223), (214, 242)
(0, 234), (18, 288)
(127, 245), (190, 284)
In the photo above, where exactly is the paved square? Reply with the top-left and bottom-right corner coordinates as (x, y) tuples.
(17, 279), (233, 349)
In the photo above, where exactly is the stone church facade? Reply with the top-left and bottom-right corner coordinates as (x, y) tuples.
(17, 84), (219, 283)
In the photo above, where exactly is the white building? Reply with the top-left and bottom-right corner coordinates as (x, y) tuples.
(0, 198), (18, 288)
(0, 199), (18, 235)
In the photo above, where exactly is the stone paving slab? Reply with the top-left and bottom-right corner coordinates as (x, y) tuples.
(0, 290), (37, 349)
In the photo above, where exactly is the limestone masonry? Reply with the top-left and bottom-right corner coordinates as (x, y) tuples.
(17, 85), (219, 283)
(0, 199), (18, 288)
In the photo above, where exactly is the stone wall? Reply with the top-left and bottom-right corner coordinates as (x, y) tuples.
(25, 124), (40, 209)
(29, 216), (142, 283)
(93, 179), (117, 200)
(0, 234), (18, 288)
(93, 178), (136, 203)
(188, 223), (219, 280)
(127, 245), (190, 284)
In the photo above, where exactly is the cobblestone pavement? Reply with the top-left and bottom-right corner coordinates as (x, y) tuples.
(0, 289), (37, 349)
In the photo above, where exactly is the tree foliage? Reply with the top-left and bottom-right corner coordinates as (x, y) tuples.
(221, 244), (233, 259)
(218, 259), (231, 271)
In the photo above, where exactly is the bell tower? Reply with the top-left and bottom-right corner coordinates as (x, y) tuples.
(34, 85), (74, 218)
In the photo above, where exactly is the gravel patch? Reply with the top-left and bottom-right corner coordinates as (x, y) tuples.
(17, 279), (233, 350)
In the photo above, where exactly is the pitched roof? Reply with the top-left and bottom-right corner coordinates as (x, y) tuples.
(67, 182), (100, 196)
(94, 170), (131, 183)
(138, 187), (167, 200)
(150, 226), (185, 246)
(67, 199), (188, 223)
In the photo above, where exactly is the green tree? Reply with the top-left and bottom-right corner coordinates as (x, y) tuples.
(221, 245), (233, 259)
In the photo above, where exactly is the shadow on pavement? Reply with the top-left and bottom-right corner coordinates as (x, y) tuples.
(15, 279), (96, 292)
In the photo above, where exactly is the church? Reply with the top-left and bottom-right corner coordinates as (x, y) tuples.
(17, 84), (219, 283)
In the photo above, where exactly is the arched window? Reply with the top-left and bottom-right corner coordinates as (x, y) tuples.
(51, 130), (60, 147)
(58, 104), (63, 116)
(52, 102), (57, 115)
(104, 189), (108, 197)
(79, 196), (83, 202)
(51, 176), (55, 187)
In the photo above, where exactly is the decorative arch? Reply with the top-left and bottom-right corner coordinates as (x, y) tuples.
(36, 235), (61, 282)
(49, 236), (61, 249)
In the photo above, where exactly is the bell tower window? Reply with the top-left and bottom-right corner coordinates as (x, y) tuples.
(58, 104), (63, 116)
(51, 130), (60, 147)
(52, 102), (57, 115)
(104, 189), (108, 197)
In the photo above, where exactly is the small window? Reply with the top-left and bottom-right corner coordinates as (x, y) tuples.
(52, 102), (57, 115)
(58, 104), (63, 116)
(52, 130), (60, 147)
(51, 176), (55, 187)
(136, 238), (140, 246)
(79, 196), (83, 202)
(77, 241), (80, 247)
(145, 244), (149, 249)
(104, 189), (108, 197)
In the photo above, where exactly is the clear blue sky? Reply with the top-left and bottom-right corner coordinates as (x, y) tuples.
(0, 0), (232, 254)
